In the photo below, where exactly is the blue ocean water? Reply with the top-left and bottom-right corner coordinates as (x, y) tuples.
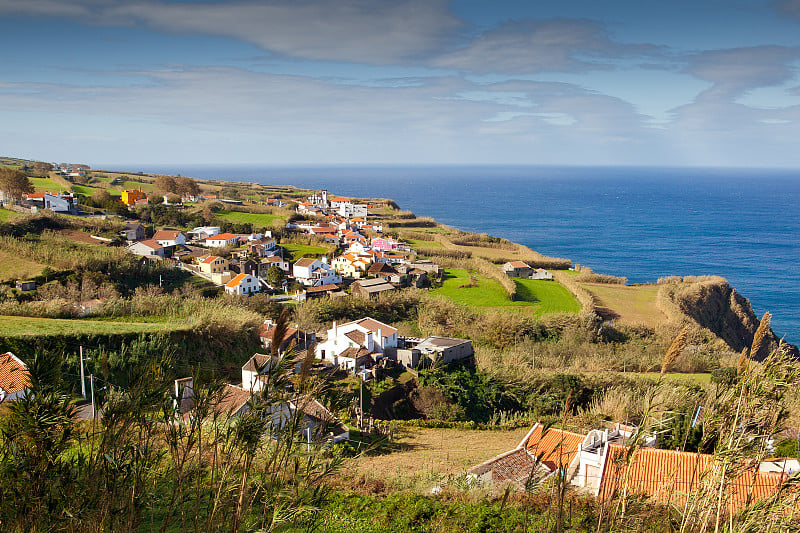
(119, 165), (800, 344)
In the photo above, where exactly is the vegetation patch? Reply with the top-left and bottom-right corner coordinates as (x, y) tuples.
(581, 282), (664, 325)
(282, 243), (329, 259)
(28, 177), (67, 193)
(0, 249), (46, 282)
(0, 208), (20, 222)
(406, 238), (442, 248)
(0, 315), (189, 337)
(214, 209), (283, 228)
(514, 278), (581, 314)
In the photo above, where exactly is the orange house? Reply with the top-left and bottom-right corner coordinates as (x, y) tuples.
(121, 189), (147, 206)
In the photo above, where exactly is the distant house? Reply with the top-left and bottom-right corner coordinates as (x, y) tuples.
(206, 232), (240, 248)
(0, 352), (31, 402)
(187, 226), (221, 241)
(128, 239), (169, 259)
(350, 277), (395, 298)
(305, 284), (343, 299)
(198, 255), (228, 274)
(259, 320), (302, 353)
(502, 261), (533, 278)
(530, 268), (554, 280)
(414, 336), (474, 365)
(331, 253), (370, 278)
(15, 280), (36, 291)
(315, 317), (398, 369)
(224, 273), (260, 295)
(230, 258), (259, 276)
(292, 257), (341, 287)
(153, 230), (187, 247)
(34, 193), (78, 214)
(259, 256), (290, 276)
(371, 236), (401, 252)
(121, 222), (146, 241)
(247, 238), (278, 257)
(366, 261), (398, 280)
(121, 189), (147, 206)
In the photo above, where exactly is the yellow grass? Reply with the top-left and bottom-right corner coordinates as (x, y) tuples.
(0, 249), (47, 282)
(581, 283), (665, 326)
(343, 427), (529, 482)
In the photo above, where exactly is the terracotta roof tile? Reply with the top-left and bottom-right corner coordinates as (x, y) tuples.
(598, 445), (788, 512)
(0, 352), (30, 397)
(524, 425), (585, 470)
(345, 330), (366, 346)
(225, 273), (250, 287)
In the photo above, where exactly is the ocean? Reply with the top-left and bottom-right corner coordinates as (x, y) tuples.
(117, 165), (800, 344)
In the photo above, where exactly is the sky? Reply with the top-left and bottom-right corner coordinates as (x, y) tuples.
(2, 0), (800, 168)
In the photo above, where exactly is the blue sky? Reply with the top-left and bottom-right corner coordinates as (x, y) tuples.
(2, 0), (800, 167)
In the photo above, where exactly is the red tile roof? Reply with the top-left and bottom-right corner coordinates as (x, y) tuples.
(153, 230), (182, 240)
(136, 239), (163, 250)
(208, 232), (238, 241)
(597, 445), (788, 512)
(342, 317), (398, 336)
(0, 352), (30, 397)
(507, 261), (531, 269)
(523, 424), (585, 470)
(225, 273), (251, 287)
(201, 255), (223, 264)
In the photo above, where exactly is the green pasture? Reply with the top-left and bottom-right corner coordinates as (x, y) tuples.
(29, 177), (67, 193)
(406, 238), (442, 249)
(0, 315), (190, 337)
(0, 208), (20, 223)
(282, 243), (329, 258)
(215, 210), (283, 227)
(437, 269), (579, 315)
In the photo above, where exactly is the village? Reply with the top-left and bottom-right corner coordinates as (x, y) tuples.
(2, 167), (798, 523)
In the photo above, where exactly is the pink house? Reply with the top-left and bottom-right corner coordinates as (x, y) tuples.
(371, 236), (400, 252)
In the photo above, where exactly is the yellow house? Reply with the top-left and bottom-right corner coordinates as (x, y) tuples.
(121, 189), (147, 206)
(332, 254), (370, 279)
(199, 255), (229, 274)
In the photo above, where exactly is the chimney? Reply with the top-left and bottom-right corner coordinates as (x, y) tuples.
(377, 328), (383, 351)
(366, 331), (374, 351)
(332, 320), (337, 337)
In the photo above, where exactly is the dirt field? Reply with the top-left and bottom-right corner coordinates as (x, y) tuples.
(581, 283), (665, 326)
(342, 426), (530, 484)
(53, 228), (107, 245)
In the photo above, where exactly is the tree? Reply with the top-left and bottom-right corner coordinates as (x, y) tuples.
(31, 162), (52, 178)
(153, 174), (176, 194)
(265, 265), (284, 287)
(0, 167), (34, 202)
(174, 176), (200, 199)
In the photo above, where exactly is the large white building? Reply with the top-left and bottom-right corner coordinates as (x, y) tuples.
(315, 317), (398, 370)
(292, 257), (341, 287)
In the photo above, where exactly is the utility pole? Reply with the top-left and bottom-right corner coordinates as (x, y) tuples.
(79, 346), (86, 398)
(90, 374), (96, 419)
(359, 378), (363, 431)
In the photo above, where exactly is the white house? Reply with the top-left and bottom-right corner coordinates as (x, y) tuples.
(292, 257), (342, 287)
(530, 268), (554, 280)
(224, 273), (260, 295)
(29, 192), (79, 214)
(337, 202), (368, 218)
(153, 229), (187, 247)
(187, 226), (221, 241)
(206, 232), (240, 248)
(315, 317), (398, 369)
(0, 352), (30, 402)
(128, 239), (168, 258)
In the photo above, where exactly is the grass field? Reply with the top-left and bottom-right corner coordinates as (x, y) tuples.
(282, 243), (329, 258)
(438, 269), (579, 315)
(0, 315), (190, 337)
(0, 250), (46, 282)
(581, 282), (665, 325)
(29, 177), (67, 193)
(214, 210), (283, 227)
(70, 184), (98, 197)
(0, 208), (21, 222)
(515, 278), (581, 314)
(406, 238), (442, 249)
(342, 426), (530, 483)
